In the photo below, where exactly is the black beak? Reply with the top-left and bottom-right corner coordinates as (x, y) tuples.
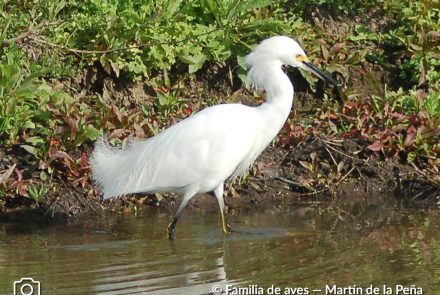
(303, 61), (338, 86)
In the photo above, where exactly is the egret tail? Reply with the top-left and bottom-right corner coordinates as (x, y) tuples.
(90, 137), (158, 199)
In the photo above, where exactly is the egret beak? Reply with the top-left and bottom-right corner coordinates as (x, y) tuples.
(302, 61), (338, 86)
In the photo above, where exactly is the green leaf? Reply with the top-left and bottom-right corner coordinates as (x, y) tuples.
(21, 145), (38, 156)
(327, 64), (349, 78)
(35, 110), (52, 121)
(23, 120), (35, 129)
(237, 55), (247, 69)
(157, 93), (168, 106)
(407, 152), (416, 163)
(39, 170), (48, 181)
(26, 136), (45, 145)
(85, 126), (101, 140)
(180, 54), (207, 73)
(238, 0), (271, 12)
(162, 0), (183, 18)
(231, 0), (271, 19)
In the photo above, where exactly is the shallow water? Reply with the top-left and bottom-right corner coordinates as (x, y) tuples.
(1, 200), (439, 295)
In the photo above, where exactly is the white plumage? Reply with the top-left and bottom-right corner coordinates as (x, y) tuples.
(90, 36), (337, 239)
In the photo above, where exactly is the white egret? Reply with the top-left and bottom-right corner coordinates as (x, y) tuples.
(90, 36), (337, 240)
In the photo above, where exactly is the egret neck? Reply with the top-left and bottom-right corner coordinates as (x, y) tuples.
(256, 60), (294, 140)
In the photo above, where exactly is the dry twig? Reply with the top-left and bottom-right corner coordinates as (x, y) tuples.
(336, 166), (356, 185)
(1, 21), (62, 46)
(321, 139), (366, 162)
(411, 162), (440, 186)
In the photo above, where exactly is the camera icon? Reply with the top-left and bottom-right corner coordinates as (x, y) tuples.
(13, 278), (41, 295)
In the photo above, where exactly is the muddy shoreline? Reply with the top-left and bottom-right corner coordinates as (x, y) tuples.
(1, 137), (438, 224)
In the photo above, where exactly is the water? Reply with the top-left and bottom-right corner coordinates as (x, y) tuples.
(1, 199), (439, 295)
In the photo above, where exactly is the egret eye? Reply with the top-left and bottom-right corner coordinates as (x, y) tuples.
(295, 54), (307, 62)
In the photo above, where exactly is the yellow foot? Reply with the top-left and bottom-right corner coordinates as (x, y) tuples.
(166, 223), (175, 240)
(220, 210), (232, 234)
(222, 223), (232, 234)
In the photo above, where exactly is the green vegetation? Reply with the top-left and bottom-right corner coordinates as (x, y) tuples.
(0, 0), (438, 201)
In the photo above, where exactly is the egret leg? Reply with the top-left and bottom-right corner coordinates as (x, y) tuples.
(213, 184), (232, 234)
(167, 193), (193, 240)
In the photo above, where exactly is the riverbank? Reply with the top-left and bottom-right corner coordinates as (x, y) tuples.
(0, 1), (438, 222)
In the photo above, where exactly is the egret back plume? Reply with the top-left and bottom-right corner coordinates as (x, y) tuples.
(90, 137), (162, 199)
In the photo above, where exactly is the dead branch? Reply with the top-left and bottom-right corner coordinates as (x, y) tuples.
(321, 139), (366, 162)
(273, 176), (309, 188)
(336, 166), (356, 185)
(411, 162), (440, 186)
(29, 35), (139, 54)
(323, 144), (338, 167)
(1, 21), (61, 46)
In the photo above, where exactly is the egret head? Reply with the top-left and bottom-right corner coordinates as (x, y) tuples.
(246, 36), (338, 87)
